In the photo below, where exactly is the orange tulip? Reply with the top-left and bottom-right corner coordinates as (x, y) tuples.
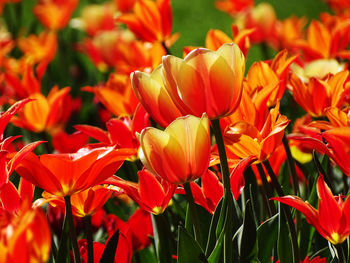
(138, 114), (211, 184)
(83, 73), (139, 117)
(245, 50), (298, 107)
(276, 16), (307, 50)
(11, 87), (78, 134)
(162, 43), (245, 119)
(0, 204), (51, 263)
(35, 185), (114, 217)
(116, 0), (177, 46)
(224, 102), (290, 162)
(289, 70), (349, 117)
(272, 175), (350, 244)
(33, 0), (78, 30)
(293, 18), (350, 60)
(17, 31), (57, 64)
(15, 146), (135, 197)
(131, 65), (182, 127)
(308, 107), (350, 131)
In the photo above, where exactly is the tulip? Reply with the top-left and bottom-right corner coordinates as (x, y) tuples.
(224, 102), (290, 162)
(15, 146), (135, 197)
(33, 0), (78, 31)
(116, 0), (176, 46)
(0, 205), (51, 263)
(162, 43), (245, 119)
(104, 168), (176, 215)
(293, 19), (350, 60)
(289, 70), (349, 117)
(11, 87), (79, 134)
(34, 185), (114, 218)
(138, 114), (210, 184)
(131, 65), (183, 127)
(17, 31), (57, 64)
(272, 175), (350, 244)
(245, 49), (298, 107)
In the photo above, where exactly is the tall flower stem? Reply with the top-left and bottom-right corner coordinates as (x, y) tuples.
(83, 216), (93, 263)
(64, 196), (81, 263)
(183, 182), (203, 246)
(282, 135), (300, 196)
(256, 163), (276, 216)
(263, 160), (299, 263)
(211, 118), (234, 263)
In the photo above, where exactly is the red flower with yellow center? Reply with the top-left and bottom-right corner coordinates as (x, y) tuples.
(15, 146), (135, 197)
(272, 175), (350, 245)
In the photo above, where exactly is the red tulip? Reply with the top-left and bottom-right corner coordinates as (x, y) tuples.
(272, 175), (350, 244)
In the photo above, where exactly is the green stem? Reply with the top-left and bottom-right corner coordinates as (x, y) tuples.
(64, 196), (81, 263)
(83, 216), (93, 263)
(211, 119), (234, 263)
(183, 182), (203, 247)
(263, 160), (299, 263)
(256, 163), (276, 216)
(282, 135), (299, 196)
(312, 151), (334, 193)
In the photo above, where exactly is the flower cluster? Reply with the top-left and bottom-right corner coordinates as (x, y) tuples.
(1, 0), (350, 262)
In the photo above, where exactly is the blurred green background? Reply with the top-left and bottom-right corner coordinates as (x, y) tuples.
(171, 0), (330, 61)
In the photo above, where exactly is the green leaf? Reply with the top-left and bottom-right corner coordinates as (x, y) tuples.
(185, 204), (194, 236)
(178, 226), (208, 263)
(207, 226), (224, 263)
(239, 200), (258, 262)
(205, 198), (223, 257)
(151, 214), (173, 263)
(99, 229), (120, 263)
(56, 214), (71, 263)
(277, 204), (293, 263)
(257, 213), (278, 262)
(298, 218), (315, 259)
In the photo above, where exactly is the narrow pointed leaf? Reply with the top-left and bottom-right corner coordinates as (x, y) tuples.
(239, 200), (258, 262)
(99, 229), (120, 263)
(257, 213), (278, 262)
(277, 204), (293, 263)
(178, 226), (208, 263)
